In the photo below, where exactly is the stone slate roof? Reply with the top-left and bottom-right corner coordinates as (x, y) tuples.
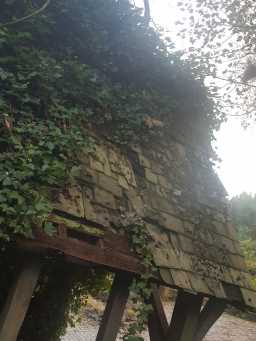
(53, 130), (256, 309)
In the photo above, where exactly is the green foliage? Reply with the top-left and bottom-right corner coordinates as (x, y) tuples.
(231, 192), (256, 240)
(0, 117), (90, 241)
(20, 264), (110, 341)
(231, 193), (256, 289)
(240, 239), (256, 290)
(0, 248), (110, 341)
(240, 239), (256, 270)
(176, 0), (256, 124)
(120, 215), (156, 340)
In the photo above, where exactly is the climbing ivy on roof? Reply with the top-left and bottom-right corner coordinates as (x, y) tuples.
(0, 0), (216, 240)
(0, 1), (222, 339)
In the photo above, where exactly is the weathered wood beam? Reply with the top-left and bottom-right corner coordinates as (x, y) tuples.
(194, 297), (227, 341)
(148, 287), (169, 341)
(165, 290), (203, 341)
(148, 308), (165, 341)
(0, 257), (41, 341)
(17, 232), (142, 274)
(151, 286), (169, 333)
(96, 272), (132, 341)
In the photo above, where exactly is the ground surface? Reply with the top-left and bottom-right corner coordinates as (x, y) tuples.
(62, 301), (256, 341)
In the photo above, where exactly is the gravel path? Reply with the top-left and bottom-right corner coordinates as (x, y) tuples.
(62, 303), (256, 341)
(204, 313), (256, 341)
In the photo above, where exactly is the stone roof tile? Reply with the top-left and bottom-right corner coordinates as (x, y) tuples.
(52, 136), (256, 309)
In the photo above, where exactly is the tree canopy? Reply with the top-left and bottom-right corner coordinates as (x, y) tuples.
(231, 193), (256, 240)
(176, 0), (256, 124)
(231, 193), (256, 289)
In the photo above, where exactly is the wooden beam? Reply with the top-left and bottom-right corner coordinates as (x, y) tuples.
(195, 298), (227, 341)
(165, 290), (203, 341)
(152, 287), (169, 333)
(0, 257), (41, 341)
(148, 308), (165, 341)
(148, 287), (168, 341)
(17, 232), (142, 274)
(96, 272), (132, 341)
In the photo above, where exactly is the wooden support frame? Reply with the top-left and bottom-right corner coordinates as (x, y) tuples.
(0, 257), (41, 341)
(166, 290), (203, 341)
(96, 272), (132, 341)
(148, 287), (169, 341)
(194, 297), (227, 341)
(151, 287), (169, 334)
(148, 288), (226, 341)
(13, 225), (229, 341)
(148, 308), (165, 341)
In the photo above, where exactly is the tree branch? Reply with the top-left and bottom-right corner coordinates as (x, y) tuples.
(144, 0), (151, 23)
(1, 0), (51, 27)
(213, 75), (256, 89)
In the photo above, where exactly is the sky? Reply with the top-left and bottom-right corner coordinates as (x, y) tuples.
(135, 0), (256, 198)
(214, 119), (256, 197)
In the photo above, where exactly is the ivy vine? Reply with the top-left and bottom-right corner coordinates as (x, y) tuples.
(0, 114), (91, 241)
(120, 214), (157, 341)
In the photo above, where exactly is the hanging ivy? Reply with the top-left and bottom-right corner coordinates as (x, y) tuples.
(119, 214), (157, 340)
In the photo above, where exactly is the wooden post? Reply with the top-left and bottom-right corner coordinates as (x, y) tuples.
(148, 308), (165, 341)
(165, 290), (203, 341)
(0, 257), (41, 341)
(194, 298), (226, 341)
(151, 287), (169, 333)
(148, 287), (168, 341)
(96, 272), (132, 341)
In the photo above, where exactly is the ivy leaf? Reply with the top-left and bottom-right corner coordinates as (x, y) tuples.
(0, 194), (7, 203)
(0, 67), (9, 80)
(44, 222), (56, 236)
(8, 191), (24, 205)
(2, 177), (12, 186)
(70, 165), (81, 178)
